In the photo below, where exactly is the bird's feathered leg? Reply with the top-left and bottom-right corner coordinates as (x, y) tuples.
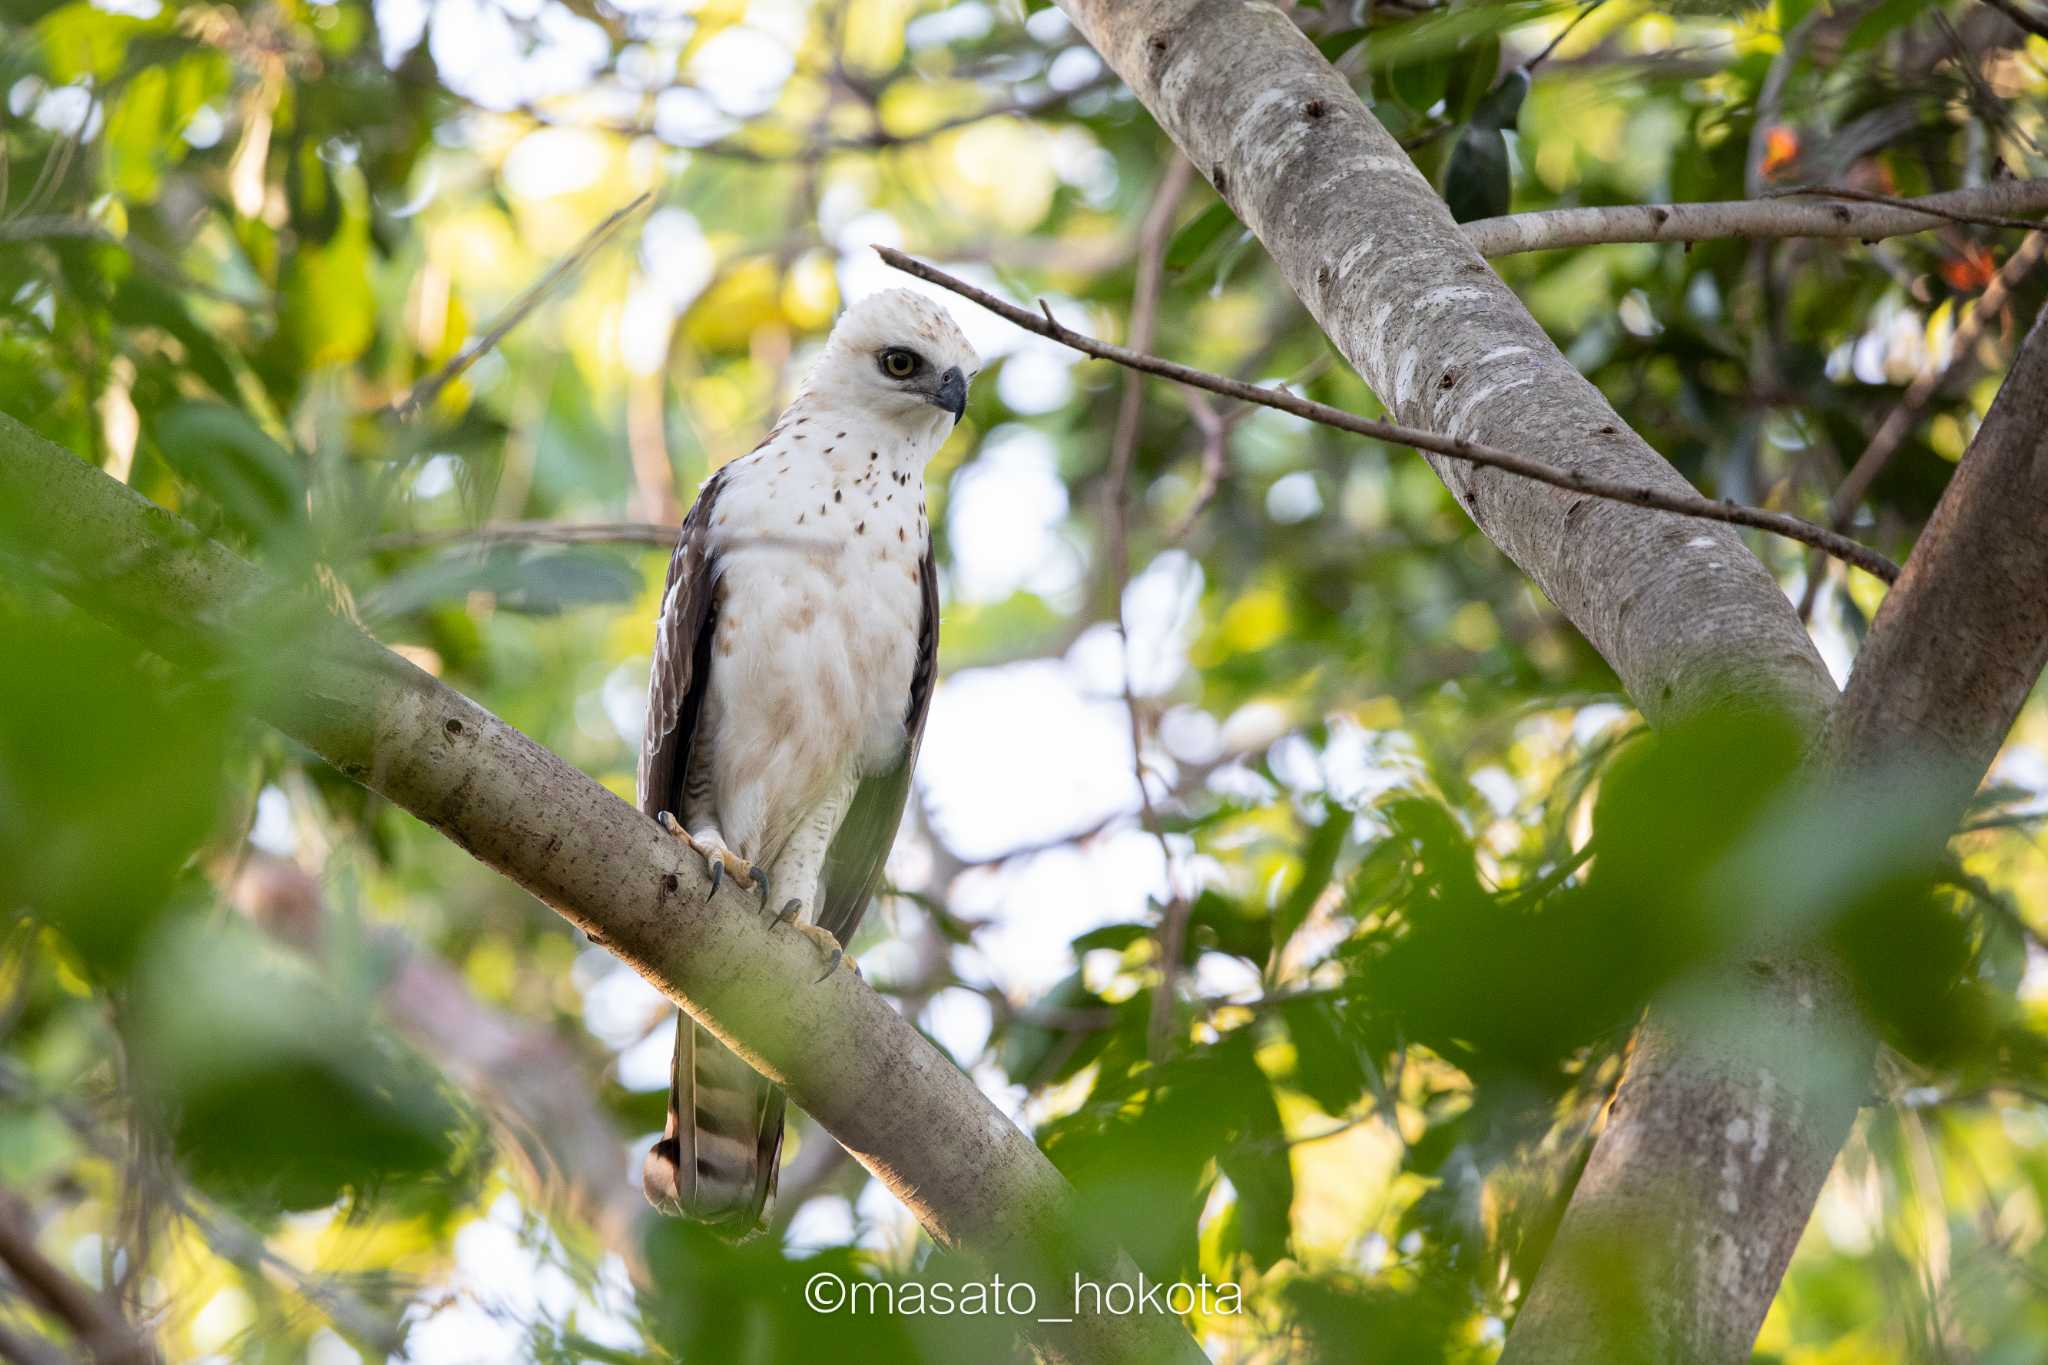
(767, 770), (863, 981)
(658, 721), (762, 894)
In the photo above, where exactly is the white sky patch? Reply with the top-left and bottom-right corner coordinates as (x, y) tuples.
(502, 127), (608, 198)
(248, 785), (298, 857)
(995, 348), (1075, 414)
(404, 1192), (640, 1361)
(412, 452), (461, 500)
(945, 426), (1070, 603)
(906, 2), (993, 48)
(784, 1194), (856, 1253)
(1065, 550), (1203, 698)
(950, 831), (1171, 994)
(619, 289), (675, 376)
(1321, 717), (1425, 807)
(375, 0), (428, 64)
(919, 660), (1142, 863)
(922, 985), (995, 1064)
(653, 85), (737, 145)
(579, 955), (668, 1050)
(601, 660), (648, 748)
(687, 25), (794, 116)
(1266, 470), (1323, 524)
(1047, 46), (1103, 91)
(616, 1019), (674, 1091)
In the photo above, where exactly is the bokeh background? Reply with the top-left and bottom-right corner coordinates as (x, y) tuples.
(4, 0), (2048, 1360)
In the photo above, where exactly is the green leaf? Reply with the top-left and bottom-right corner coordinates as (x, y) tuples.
(152, 401), (306, 543)
(1272, 799), (1354, 959)
(129, 921), (479, 1213)
(1164, 200), (1242, 274)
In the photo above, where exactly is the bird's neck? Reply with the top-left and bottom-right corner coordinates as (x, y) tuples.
(778, 391), (948, 484)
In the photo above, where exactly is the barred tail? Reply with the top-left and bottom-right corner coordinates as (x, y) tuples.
(641, 1011), (784, 1237)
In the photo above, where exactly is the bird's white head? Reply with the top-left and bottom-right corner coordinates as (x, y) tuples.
(800, 288), (980, 447)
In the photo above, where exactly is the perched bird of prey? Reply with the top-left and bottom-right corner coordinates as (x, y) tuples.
(637, 287), (977, 1233)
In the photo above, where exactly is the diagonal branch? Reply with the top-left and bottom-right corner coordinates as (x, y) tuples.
(879, 248), (1899, 583)
(1796, 230), (2046, 618)
(1830, 299), (2048, 801)
(0, 412), (1203, 1365)
(381, 193), (651, 423)
(0, 1196), (158, 1365)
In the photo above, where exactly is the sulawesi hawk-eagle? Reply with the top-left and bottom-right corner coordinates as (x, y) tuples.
(637, 288), (978, 1233)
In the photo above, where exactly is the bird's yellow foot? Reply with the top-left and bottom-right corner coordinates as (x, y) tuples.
(657, 812), (760, 895)
(794, 921), (857, 983)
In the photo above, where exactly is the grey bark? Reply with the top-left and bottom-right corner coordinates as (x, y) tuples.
(1462, 179), (2048, 258)
(1060, 6), (2048, 1363)
(1053, 3), (1846, 1361)
(1830, 304), (2048, 797)
(1057, 0), (1837, 733)
(0, 412), (1207, 1365)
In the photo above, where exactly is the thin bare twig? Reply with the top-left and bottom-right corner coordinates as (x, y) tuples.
(1165, 391), (1229, 543)
(1761, 182), (2048, 234)
(369, 520), (682, 552)
(382, 193), (652, 423)
(877, 249), (1902, 583)
(1523, 0), (1606, 73)
(1098, 158), (1197, 1060)
(1463, 180), (2048, 257)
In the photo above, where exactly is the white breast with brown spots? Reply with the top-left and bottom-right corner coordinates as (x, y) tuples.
(693, 406), (933, 868)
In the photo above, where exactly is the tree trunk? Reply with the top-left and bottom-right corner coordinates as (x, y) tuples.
(1050, 4), (2015, 1362)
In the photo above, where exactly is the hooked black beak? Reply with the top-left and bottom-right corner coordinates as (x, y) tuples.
(934, 367), (967, 424)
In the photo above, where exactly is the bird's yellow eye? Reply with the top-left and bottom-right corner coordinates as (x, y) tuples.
(880, 349), (918, 379)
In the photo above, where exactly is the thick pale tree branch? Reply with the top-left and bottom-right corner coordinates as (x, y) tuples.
(0, 413), (1206, 1365)
(879, 250), (1899, 583)
(1513, 312), (2048, 1365)
(1053, 4), (1868, 1361)
(1462, 178), (2048, 256)
(1830, 303), (2048, 799)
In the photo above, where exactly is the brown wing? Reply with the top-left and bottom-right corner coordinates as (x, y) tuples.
(814, 541), (940, 947)
(638, 468), (728, 823)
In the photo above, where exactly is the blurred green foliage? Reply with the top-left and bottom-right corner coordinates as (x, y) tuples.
(2, 0), (2046, 1361)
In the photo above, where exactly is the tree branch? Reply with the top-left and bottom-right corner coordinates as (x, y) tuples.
(380, 193), (651, 423)
(1051, 6), (1862, 1362)
(368, 521), (682, 551)
(0, 1197), (157, 1365)
(879, 249), (1900, 584)
(225, 854), (645, 1249)
(1830, 300), (2048, 803)
(1462, 179), (2048, 257)
(0, 412), (1205, 1365)
(1979, 0), (2048, 42)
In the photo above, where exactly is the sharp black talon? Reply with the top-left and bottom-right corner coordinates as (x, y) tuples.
(815, 948), (842, 983)
(709, 861), (723, 895)
(749, 864), (765, 887)
(776, 898), (803, 927)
